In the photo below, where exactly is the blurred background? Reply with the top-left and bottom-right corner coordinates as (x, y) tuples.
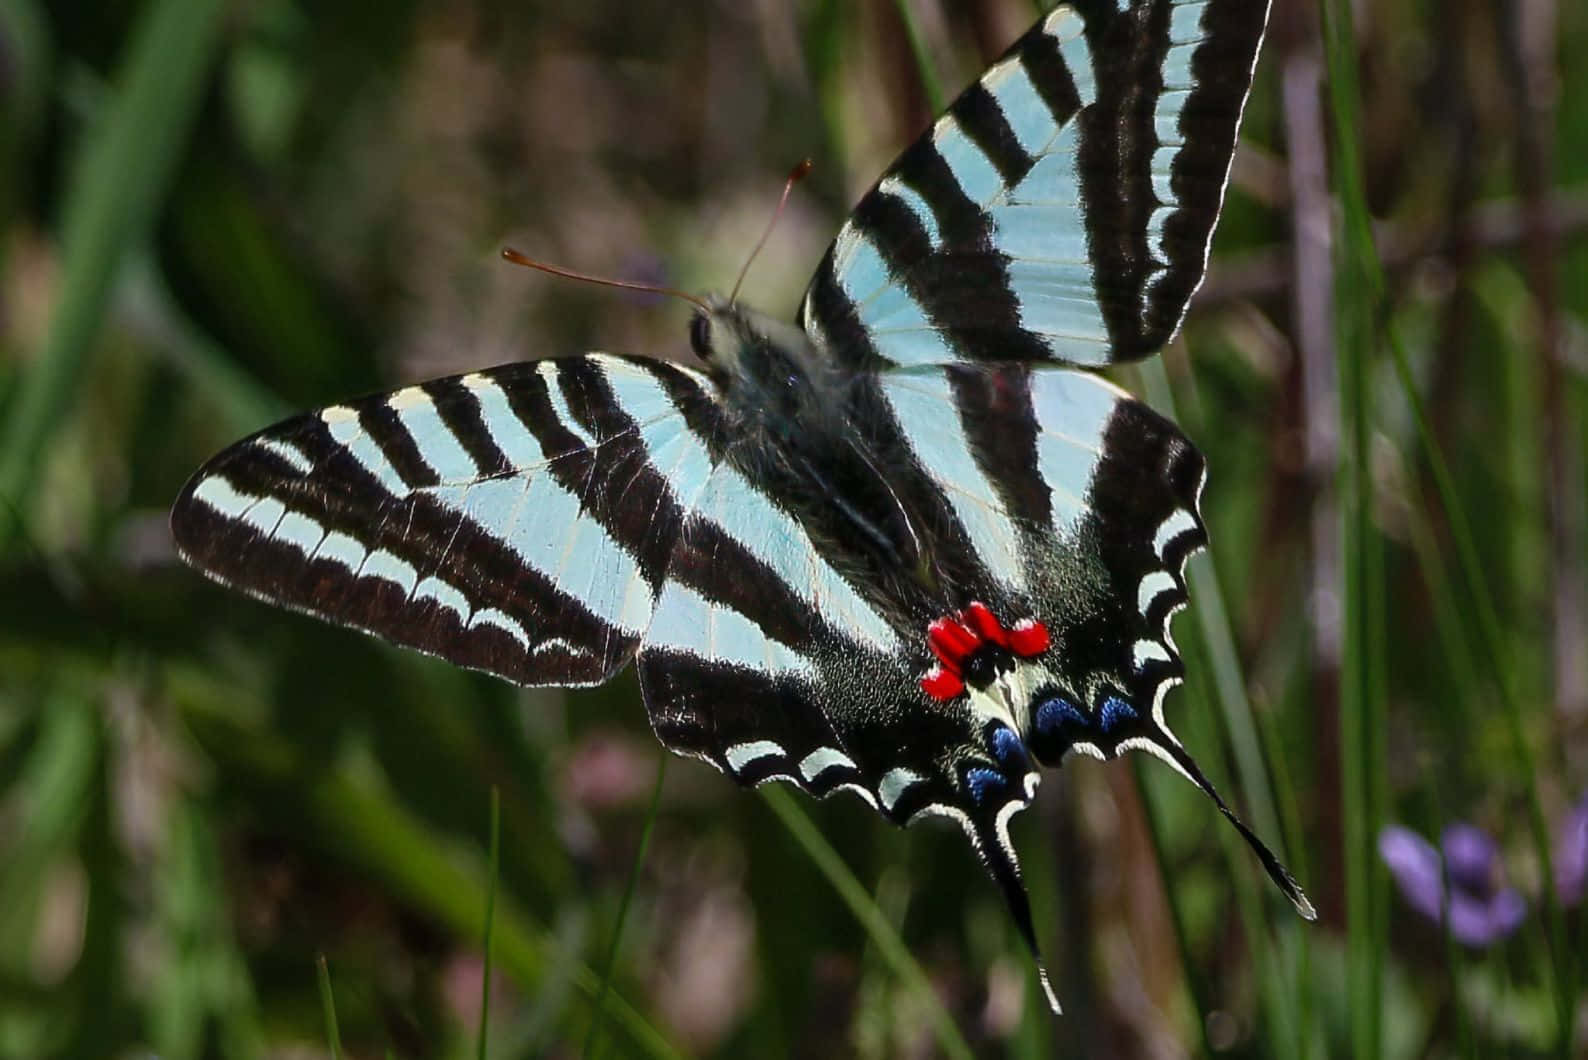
(1, 0), (1584, 1056)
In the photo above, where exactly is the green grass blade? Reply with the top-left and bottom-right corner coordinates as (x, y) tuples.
(171, 669), (684, 1060)
(1319, 2), (1385, 1057)
(1385, 290), (1573, 1053)
(122, 250), (290, 431)
(478, 787), (500, 1060)
(1137, 358), (1311, 1049)
(1322, 2), (1574, 1052)
(1137, 362), (1290, 850)
(1132, 766), (1214, 1055)
(583, 756), (666, 1060)
(761, 787), (975, 1060)
(0, 0), (227, 546)
(316, 955), (343, 1060)
(889, 0), (945, 113)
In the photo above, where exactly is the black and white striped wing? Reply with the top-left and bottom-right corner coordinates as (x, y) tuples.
(799, 0), (1269, 369)
(170, 354), (723, 687)
(632, 363), (1309, 1009)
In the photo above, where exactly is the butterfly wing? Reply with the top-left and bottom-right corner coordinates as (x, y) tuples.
(633, 361), (1308, 1010)
(170, 354), (723, 687)
(887, 365), (1312, 917)
(799, 0), (1270, 369)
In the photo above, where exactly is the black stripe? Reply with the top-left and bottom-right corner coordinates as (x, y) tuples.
(766, 371), (1013, 626)
(804, 188), (933, 361)
(1066, 397), (1202, 700)
(638, 639), (974, 821)
(498, 363), (585, 467)
(859, 143), (1050, 361)
(947, 365), (1054, 530)
(851, 187), (935, 276)
(1145, 0), (1269, 343)
(639, 654), (838, 774)
(894, 138), (986, 249)
(801, 262), (883, 369)
(550, 359), (697, 589)
(906, 252), (1051, 362)
(423, 378), (513, 478)
(953, 82), (1035, 186)
(359, 400), (442, 490)
(1073, 2), (1161, 360)
(645, 358), (731, 465)
(1017, 22), (1084, 128)
(666, 509), (831, 652)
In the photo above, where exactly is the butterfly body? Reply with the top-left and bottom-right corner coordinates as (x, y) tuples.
(172, 0), (1312, 1013)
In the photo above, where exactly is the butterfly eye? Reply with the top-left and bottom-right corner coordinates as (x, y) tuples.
(689, 313), (712, 358)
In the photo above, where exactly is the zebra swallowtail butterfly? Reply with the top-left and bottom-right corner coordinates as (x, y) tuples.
(172, 0), (1314, 1011)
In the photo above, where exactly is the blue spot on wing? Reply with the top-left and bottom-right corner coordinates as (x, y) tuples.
(966, 767), (1007, 804)
(991, 724), (1028, 766)
(1035, 696), (1087, 736)
(1099, 696), (1137, 734)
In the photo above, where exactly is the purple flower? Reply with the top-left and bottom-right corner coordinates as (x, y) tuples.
(1379, 823), (1526, 947)
(1555, 799), (1588, 906)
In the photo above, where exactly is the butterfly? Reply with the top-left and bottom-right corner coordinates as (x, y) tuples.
(171, 0), (1314, 1012)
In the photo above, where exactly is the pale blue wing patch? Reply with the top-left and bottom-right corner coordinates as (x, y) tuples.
(832, 226), (959, 364)
(981, 52), (1063, 158)
(893, 2), (1112, 365)
(878, 372), (1030, 593)
(984, 14), (1111, 362)
(725, 740), (787, 773)
(312, 531), (366, 573)
(425, 472), (649, 634)
(320, 405), (406, 493)
(538, 361), (598, 449)
(253, 437), (314, 475)
(685, 464), (899, 653)
(1046, 5), (1097, 106)
(879, 767), (927, 813)
(931, 114), (1005, 204)
(388, 386), (478, 483)
(183, 470), (502, 641)
(646, 581), (814, 677)
(1028, 368), (1124, 530)
(359, 550), (418, 596)
(1000, 260), (1112, 349)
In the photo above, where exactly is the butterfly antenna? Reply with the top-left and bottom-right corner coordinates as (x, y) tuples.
(729, 159), (813, 305)
(499, 247), (710, 313)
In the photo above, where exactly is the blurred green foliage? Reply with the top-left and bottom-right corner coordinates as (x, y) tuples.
(1, 0), (1585, 1056)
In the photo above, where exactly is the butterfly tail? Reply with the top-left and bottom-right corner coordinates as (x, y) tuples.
(965, 809), (1063, 1014)
(1154, 736), (1317, 921)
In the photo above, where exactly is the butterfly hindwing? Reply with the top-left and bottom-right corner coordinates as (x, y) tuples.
(171, 354), (722, 687)
(632, 362), (1247, 1000)
(799, 0), (1271, 369)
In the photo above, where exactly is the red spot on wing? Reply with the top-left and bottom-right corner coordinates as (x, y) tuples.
(920, 666), (965, 701)
(918, 602), (1051, 702)
(962, 601), (1011, 648)
(1008, 618), (1050, 658)
(927, 616), (980, 662)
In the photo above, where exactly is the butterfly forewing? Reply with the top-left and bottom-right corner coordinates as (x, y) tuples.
(799, 0), (1271, 369)
(171, 354), (723, 687)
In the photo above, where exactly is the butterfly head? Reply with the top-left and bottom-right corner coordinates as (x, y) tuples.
(689, 294), (819, 390)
